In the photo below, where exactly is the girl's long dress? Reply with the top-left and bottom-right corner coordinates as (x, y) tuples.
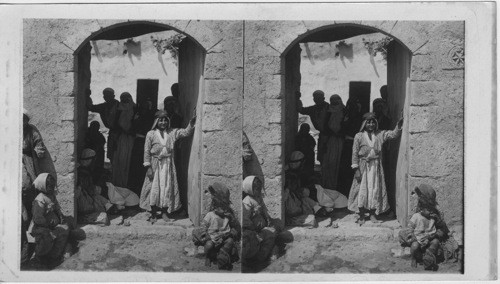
(347, 127), (401, 215)
(139, 125), (193, 213)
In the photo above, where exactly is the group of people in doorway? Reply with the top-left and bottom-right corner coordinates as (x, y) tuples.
(84, 83), (195, 223)
(292, 86), (399, 225)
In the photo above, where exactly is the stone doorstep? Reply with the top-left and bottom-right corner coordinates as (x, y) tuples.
(285, 214), (402, 243)
(78, 213), (402, 244)
(78, 218), (195, 242)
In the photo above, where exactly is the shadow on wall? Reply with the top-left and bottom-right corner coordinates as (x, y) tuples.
(303, 43), (315, 66)
(368, 53), (380, 78)
(157, 52), (169, 77)
(91, 41), (103, 63)
(124, 39), (142, 65)
(242, 131), (264, 186)
(336, 41), (354, 68)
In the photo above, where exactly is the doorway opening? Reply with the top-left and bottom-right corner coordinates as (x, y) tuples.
(75, 22), (206, 225)
(137, 79), (160, 111)
(283, 24), (412, 225)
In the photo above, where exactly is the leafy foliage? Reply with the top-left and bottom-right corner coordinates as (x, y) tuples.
(151, 33), (185, 62)
(362, 36), (393, 60)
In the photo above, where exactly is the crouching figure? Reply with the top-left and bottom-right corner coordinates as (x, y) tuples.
(194, 182), (240, 270)
(399, 184), (450, 271)
(27, 173), (70, 266)
(241, 176), (278, 268)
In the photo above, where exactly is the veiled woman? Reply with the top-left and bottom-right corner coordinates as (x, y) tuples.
(321, 94), (345, 191)
(112, 92), (136, 187)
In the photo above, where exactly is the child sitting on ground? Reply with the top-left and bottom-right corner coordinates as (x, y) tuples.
(242, 176), (278, 265)
(201, 182), (240, 270)
(404, 184), (449, 271)
(28, 173), (70, 266)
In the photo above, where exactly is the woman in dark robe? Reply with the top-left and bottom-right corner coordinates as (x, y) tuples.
(321, 94), (345, 191)
(85, 121), (106, 183)
(294, 123), (316, 176)
(127, 98), (156, 195)
(337, 96), (363, 196)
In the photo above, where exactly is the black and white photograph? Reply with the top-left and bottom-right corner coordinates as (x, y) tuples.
(0, 1), (496, 282)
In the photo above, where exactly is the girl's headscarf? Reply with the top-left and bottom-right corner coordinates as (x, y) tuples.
(33, 173), (52, 193)
(414, 184), (438, 209)
(359, 112), (379, 132)
(243, 175), (264, 197)
(242, 176), (256, 196)
(208, 182), (231, 208)
(151, 110), (171, 130)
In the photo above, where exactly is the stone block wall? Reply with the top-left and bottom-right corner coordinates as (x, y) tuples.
(24, 19), (78, 218)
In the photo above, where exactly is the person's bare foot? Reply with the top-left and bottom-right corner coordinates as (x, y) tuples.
(162, 213), (172, 222)
(356, 217), (365, 226)
(370, 214), (382, 223)
(147, 214), (157, 224)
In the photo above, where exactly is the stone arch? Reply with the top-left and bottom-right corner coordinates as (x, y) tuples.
(280, 22), (414, 57)
(73, 20), (207, 55)
(280, 22), (412, 225)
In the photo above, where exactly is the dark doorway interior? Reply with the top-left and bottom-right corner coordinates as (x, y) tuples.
(136, 79), (159, 110)
(349, 81), (371, 115)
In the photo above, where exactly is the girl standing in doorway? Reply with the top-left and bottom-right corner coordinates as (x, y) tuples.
(139, 110), (196, 223)
(347, 112), (403, 225)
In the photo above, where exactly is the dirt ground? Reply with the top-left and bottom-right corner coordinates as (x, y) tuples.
(262, 240), (462, 274)
(56, 236), (240, 273)
(22, 210), (461, 274)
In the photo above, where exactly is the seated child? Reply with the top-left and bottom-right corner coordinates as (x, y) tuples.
(27, 173), (70, 266)
(406, 184), (449, 271)
(242, 176), (277, 264)
(201, 182), (240, 270)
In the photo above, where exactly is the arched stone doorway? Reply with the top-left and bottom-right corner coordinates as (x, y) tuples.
(281, 24), (412, 225)
(74, 21), (206, 225)
(24, 19), (244, 226)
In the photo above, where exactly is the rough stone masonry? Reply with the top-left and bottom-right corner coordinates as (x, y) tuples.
(23, 20), (464, 232)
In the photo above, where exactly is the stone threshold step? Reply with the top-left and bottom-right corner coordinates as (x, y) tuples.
(285, 224), (401, 242)
(78, 218), (195, 241)
(281, 213), (403, 242)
